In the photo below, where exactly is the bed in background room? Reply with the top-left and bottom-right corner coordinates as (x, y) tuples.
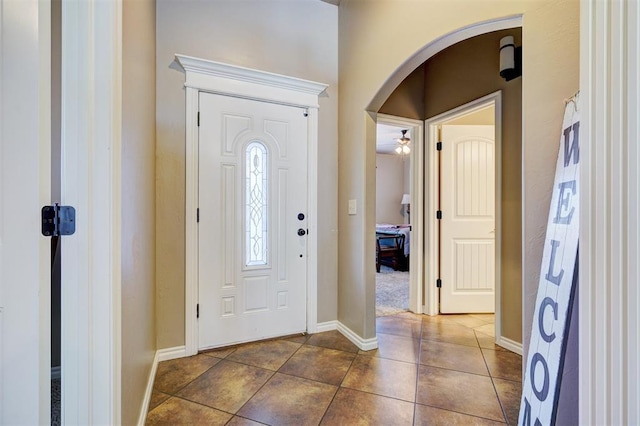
(375, 224), (410, 272)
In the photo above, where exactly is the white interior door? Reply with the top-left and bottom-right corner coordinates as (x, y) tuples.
(0, 0), (51, 423)
(440, 125), (495, 313)
(198, 93), (308, 349)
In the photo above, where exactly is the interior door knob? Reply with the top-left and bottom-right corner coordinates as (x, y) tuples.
(297, 228), (306, 236)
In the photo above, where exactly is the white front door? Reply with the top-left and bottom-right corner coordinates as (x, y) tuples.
(440, 125), (495, 313)
(198, 93), (308, 349)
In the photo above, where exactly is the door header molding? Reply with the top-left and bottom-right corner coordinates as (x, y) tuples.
(173, 54), (328, 108)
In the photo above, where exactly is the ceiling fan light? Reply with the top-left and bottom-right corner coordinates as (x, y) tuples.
(403, 145), (410, 154)
(395, 146), (403, 154)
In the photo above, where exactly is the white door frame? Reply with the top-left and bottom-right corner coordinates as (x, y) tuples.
(376, 114), (424, 314)
(423, 92), (503, 329)
(60, 1), (122, 423)
(174, 55), (328, 356)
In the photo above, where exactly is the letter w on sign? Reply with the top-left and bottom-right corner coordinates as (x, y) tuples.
(519, 94), (580, 426)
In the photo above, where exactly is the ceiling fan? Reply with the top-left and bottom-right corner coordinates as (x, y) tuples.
(394, 129), (410, 154)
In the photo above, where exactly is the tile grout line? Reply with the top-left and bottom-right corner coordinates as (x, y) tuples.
(416, 315), (510, 424)
(316, 347), (358, 426)
(475, 329), (510, 424)
(411, 315), (425, 425)
(225, 338), (309, 423)
(152, 356), (224, 401)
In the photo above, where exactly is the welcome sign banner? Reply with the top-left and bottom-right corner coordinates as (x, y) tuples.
(519, 94), (580, 425)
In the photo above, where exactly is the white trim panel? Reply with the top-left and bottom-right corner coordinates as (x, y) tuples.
(61, 1), (122, 424)
(184, 86), (199, 356)
(580, 1), (640, 424)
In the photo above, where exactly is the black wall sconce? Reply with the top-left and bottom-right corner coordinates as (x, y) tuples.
(499, 35), (522, 81)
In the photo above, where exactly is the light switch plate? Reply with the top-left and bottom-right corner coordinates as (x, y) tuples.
(348, 199), (357, 215)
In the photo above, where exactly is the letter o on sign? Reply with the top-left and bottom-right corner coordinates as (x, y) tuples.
(531, 353), (550, 401)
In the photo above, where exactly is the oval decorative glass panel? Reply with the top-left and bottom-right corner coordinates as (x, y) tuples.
(245, 141), (269, 266)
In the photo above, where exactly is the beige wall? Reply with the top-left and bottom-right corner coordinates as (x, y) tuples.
(156, 0), (339, 348)
(521, 3), (579, 421)
(422, 29), (523, 342)
(379, 64), (425, 120)
(375, 154), (407, 224)
(338, 0), (578, 345)
(121, 0), (157, 424)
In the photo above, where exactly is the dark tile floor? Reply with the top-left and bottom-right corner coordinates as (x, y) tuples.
(146, 313), (522, 425)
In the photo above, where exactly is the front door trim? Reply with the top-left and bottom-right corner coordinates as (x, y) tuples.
(174, 55), (327, 356)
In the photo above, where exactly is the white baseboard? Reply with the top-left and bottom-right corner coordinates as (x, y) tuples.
(336, 322), (378, 351)
(315, 320), (378, 351)
(137, 351), (159, 426)
(137, 345), (187, 425)
(51, 366), (61, 380)
(158, 345), (187, 362)
(496, 335), (523, 355)
(315, 320), (338, 333)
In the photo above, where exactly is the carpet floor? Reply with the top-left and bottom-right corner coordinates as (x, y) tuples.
(52, 378), (61, 426)
(376, 265), (409, 316)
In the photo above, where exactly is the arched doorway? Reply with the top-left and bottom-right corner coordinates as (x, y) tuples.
(366, 16), (523, 351)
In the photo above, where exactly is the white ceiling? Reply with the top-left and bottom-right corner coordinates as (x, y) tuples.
(376, 123), (411, 155)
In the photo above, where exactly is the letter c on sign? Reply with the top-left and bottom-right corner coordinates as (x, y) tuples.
(531, 353), (550, 402)
(538, 297), (558, 343)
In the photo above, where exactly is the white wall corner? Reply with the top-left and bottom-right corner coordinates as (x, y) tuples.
(136, 351), (159, 426)
(336, 322), (378, 351)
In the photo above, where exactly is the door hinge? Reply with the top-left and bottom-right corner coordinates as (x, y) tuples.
(436, 141), (442, 151)
(197, 208), (200, 222)
(197, 303), (199, 318)
(197, 111), (200, 127)
(436, 279), (442, 288)
(436, 210), (442, 220)
(41, 204), (76, 237)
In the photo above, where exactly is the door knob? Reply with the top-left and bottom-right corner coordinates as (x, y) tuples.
(297, 228), (306, 236)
